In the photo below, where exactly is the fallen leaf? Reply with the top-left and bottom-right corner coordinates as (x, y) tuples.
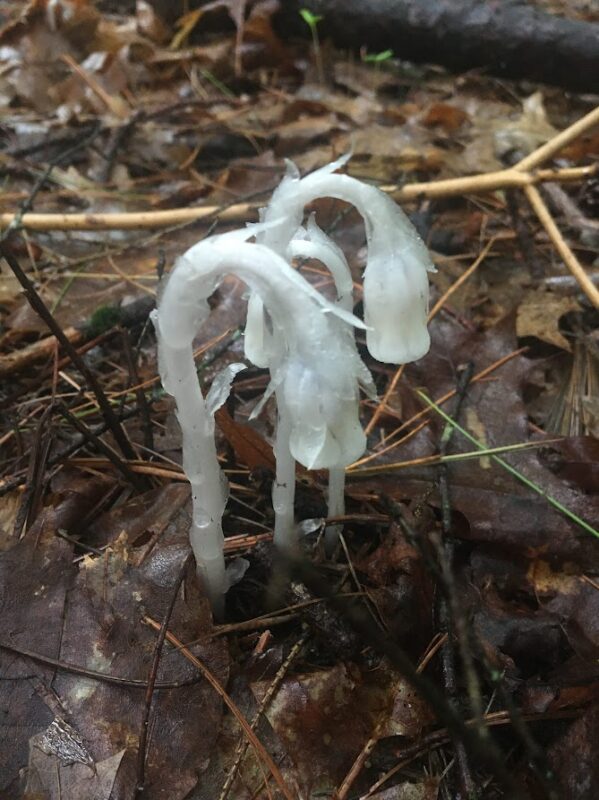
(517, 290), (580, 351)
(0, 491), (21, 550)
(422, 102), (469, 132)
(26, 745), (127, 800)
(136, 0), (170, 44)
(274, 113), (342, 156)
(215, 406), (275, 470)
(251, 661), (432, 796)
(527, 559), (579, 596)
(494, 91), (558, 160)
(0, 272), (22, 304)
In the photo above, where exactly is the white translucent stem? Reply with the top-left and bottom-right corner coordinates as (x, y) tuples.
(272, 399), (297, 552)
(288, 225), (354, 552)
(157, 340), (227, 612)
(325, 466), (346, 553)
(196, 551), (227, 619)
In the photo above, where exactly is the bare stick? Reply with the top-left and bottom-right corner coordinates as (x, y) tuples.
(135, 554), (191, 798)
(0, 639), (200, 690)
(143, 616), (296, 800)
(55, 402), (145, 490)
(0, 165), (594, 232)
(434, 364), (480, 799)
(515, 105), (599, 172)
(523, 184), (599, 307)
(0, 326), (83, 378)
(0, 245), (139, 462)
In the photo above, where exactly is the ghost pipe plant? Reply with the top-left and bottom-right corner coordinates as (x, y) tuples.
(247, 213), (376, 549)
(286, 215), (372, 549)
(245, 156), (435, 548)
(153, 231), (368, 611)
(245, 214), (375, 554)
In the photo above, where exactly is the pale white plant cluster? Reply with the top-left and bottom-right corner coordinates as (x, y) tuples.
(152, 156), (435, 615)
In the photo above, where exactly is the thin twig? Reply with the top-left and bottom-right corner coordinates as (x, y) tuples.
(135, 553), (192, 798)
(434, 363), (480, 799)
(100, 113), (140, 183)
(55, 402), (145, 490)
(143, 616), (296, 800)
(12, 402), (55, 539)
(219, 630), (309, 800)
(0, 245), (139, 463)
(0, 166), (594, 231)
(349, 438), (559, 476)
(6, 123), (101, 159)
(523, 183), (599, 307)
(0, 405), (142, 497)
(122, 328), (155, 452)
(0, 640), (200, 690)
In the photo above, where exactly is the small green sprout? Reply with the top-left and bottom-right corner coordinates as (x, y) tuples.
(299, 8), (322, 27)
(361, 48), (394, 77)
(361, 48), (394, 65)
(300, 8), (324, 85)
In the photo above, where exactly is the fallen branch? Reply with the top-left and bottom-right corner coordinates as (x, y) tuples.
(0, 325), (83, 378)
(0, 165), (594, 232)
(275, 0), (599, 92)
(1, 107), (597, 315)
(0, 295), (154, 379)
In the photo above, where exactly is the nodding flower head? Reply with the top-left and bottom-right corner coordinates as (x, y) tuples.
(281, 350), (366, 470)
(260, 155), (435, 365)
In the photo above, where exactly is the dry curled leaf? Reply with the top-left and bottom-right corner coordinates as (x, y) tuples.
(517, 289), (580, 351)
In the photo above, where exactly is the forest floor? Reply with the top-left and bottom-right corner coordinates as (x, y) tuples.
(0, 1), (598, 799)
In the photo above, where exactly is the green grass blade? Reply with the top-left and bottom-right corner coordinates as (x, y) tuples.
(416, 390), (599, 539)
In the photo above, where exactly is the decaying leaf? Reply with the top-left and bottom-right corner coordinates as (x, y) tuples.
(421, 102), (469, 132)
(215, 405), (275, 470)
(517, 289), (580, 351)
(251, 661), (432, 796)
(35, 716), (94, 768)
(26, 746), (127, 800)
